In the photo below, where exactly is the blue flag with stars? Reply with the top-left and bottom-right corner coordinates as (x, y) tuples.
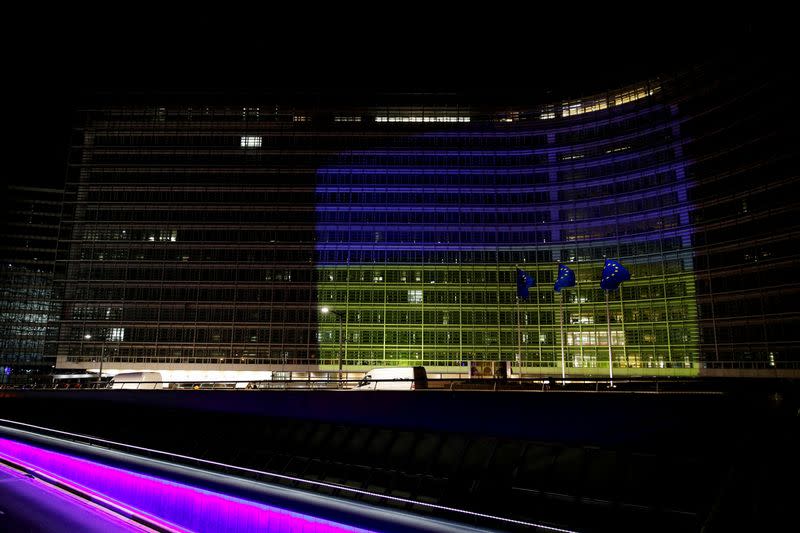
(554, 263), (576, 292)
(516, 268), (535, 299)
(600, 259), (631, 290)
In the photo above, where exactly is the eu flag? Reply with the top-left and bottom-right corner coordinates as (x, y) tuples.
(553, 263), (576, 292)
(600, 259), (631, 290)
(516, 268), (535, 299)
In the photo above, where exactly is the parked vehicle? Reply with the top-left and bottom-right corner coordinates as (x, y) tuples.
(109, 372), (163, 390)
(351, 367), (427, 390)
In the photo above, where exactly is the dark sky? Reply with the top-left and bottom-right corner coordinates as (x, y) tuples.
(4, 10), (789, 190)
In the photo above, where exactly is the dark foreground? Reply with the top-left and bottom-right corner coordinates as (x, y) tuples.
(1, 384), (797, 532)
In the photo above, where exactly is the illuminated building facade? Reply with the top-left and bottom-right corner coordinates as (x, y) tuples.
(1, 187), (63, 383)
(55, 64), (798, 378)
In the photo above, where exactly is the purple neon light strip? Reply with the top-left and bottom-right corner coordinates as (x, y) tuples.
(0, 448), (186, 533)
(0, 460), (155, 532)
(0, 420), (575, 533)
(0, 437), (373, 533)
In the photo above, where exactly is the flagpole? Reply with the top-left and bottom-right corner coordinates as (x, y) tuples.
(516, 296), (522, 380)
(605, 290), (614, 385)
(559, 290), (566, 382)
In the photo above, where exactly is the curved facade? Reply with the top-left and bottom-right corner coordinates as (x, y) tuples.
(56, 63), (798, 377)
(315, 82), (698, 376)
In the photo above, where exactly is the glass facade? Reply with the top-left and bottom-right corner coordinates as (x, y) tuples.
(0, 187), (63, 383)
(315, 84), (697, 375)
(55, 65), (799, 377)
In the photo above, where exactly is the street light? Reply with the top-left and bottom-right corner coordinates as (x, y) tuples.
(320, 307), (345, 388)
(84, 333), (106, 385)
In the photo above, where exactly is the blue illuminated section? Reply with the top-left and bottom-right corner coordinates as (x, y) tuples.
(0, 437), (373, 533)
(315, 162), (691, 256)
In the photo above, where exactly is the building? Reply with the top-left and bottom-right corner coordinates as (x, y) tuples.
(0, 186), (63, 383)
(54, 60), (798, 380)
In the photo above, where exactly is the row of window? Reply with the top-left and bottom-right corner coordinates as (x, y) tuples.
(93, 84), (655, 126)
(317, 191), (553, 205)
(91, 131), (560, 149)
(94, 148), (684, 167)
(70, 248), (693, 270)
(74, 242), (689, 263)
(68, 325), (696, 347)
(77, 218), (686, 244)
(64, 288), (692, 306)
(66, 260), (691, 286)
(316, 230), (555, 244)
(318, 211), (554, 225)
(84, 151), (679, 181)
(73, 246), (689, 268)
(64, 351), (697, 368)
(65, 304), (694, 328)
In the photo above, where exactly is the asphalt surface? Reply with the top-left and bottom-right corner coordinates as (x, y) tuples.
(0, 464), (145, 533)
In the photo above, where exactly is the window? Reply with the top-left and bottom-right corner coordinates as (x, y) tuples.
(240, 136), (262, 148)
(375, 116), (470, 123)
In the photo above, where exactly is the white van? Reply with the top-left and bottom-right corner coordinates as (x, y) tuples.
(109, 372), (163, 390)
(351, 367), (427, 390)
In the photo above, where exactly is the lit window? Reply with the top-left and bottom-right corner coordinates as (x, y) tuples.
(612, 85), (659, 106)
(240, 136), (262, 148)
(408, 290), (423, 303)
(582, 100), (608, 113)
(374, 116), (470, 123)
(157, 230), (178, 242)
(499, 111), (520, 123)
(605, 146), (631, 154)
(109, 328), (125, 341)
(561, 101), (584, 117)
(556, 87), (658, 118)
(334, 116), (362, 122)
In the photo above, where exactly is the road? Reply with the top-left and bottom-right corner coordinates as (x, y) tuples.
(0, 464), (147, 533)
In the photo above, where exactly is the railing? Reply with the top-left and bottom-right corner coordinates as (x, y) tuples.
(2, 375), (795, 393)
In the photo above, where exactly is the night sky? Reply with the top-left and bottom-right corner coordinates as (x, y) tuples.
(3, 11), (787, 191)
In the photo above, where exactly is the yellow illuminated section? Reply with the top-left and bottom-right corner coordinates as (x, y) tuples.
(317, 264), (700, 377)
